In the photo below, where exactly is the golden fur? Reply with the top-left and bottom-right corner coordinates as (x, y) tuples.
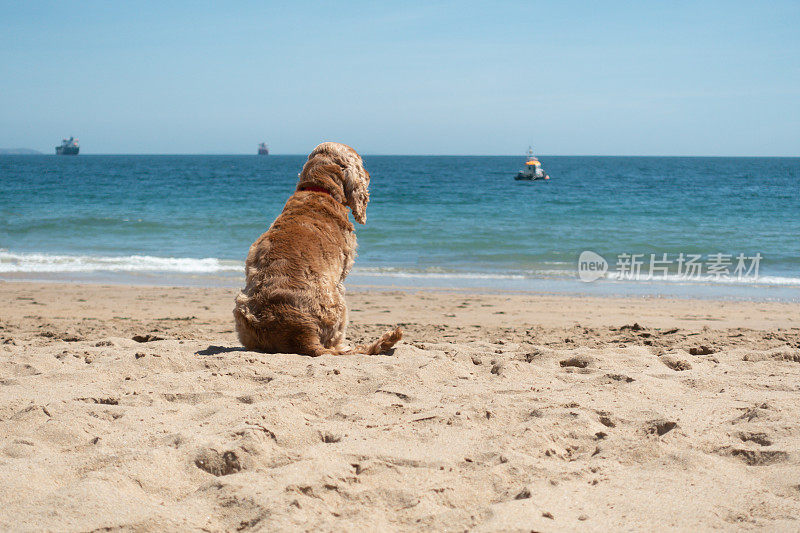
(233, 142), (402, 356)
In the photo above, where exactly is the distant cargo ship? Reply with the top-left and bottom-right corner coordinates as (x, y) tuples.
(258, 142), (269, 155)
(56, 137), (79, 155)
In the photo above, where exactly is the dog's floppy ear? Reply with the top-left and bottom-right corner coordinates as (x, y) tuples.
(310, 142), (370, 224)
(343, 165), (369, 224)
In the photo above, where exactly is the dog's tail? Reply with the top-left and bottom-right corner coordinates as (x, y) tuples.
(353, 327), (403, 355)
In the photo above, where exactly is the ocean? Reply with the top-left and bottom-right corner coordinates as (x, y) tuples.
(1, 155), (798, 300)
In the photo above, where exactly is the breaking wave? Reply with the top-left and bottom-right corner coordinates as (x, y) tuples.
(0, 251), (242, 274)
(0, 251), (797, 288)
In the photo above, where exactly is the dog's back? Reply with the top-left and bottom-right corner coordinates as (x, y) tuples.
(234, 191), (354, 353)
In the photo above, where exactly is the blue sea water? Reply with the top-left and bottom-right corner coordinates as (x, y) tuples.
(0, 154), (798, 300)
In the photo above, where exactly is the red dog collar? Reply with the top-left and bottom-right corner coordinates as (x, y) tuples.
(299, 186), (333, 197)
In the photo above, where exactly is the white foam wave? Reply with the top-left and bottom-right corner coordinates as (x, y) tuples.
(352, 266), (800, 286)
(1, 251), (797, 287)
(603, 270), (800, 286)
(351, 266), (527, 280)
(0, 251), (243, 274)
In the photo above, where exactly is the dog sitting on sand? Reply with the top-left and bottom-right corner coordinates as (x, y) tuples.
(233, 142), (402, 356)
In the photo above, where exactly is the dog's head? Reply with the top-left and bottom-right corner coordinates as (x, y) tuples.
(297, 142), (370, 224)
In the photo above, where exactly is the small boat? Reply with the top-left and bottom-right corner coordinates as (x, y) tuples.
(258, 142), (269, 155)
(515, 146), (549, 180)
(56, 136), (79, 155)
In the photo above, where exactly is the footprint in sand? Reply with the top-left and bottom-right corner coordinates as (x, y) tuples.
(320, 431), (342, 443)
(132, 334), (164, 343)
(689, 345), (715, 355)
(646, 419), (677, 436)
(514, 488), (531, 500)
(559, 355), (594, 369)
(738, 432), (772, 446)
(659, 354), (692, 371)
(717, 447), (789, 466)
(194, 448), (242, 476)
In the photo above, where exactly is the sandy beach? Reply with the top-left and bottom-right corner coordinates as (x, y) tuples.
(1, 281), (799, 531)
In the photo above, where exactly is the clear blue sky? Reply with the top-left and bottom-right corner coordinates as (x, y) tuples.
(1, 1), (798, 155)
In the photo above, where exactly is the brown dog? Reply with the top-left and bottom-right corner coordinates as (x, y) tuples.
(233, 142), (402, 356)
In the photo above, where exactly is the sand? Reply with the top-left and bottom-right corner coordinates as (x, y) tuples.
(0, 281), (799, 531)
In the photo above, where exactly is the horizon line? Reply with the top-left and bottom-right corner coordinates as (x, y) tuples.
(3, 152), (799, 158)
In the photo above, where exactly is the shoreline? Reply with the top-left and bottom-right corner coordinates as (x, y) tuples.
(1, 274), (798, 303)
